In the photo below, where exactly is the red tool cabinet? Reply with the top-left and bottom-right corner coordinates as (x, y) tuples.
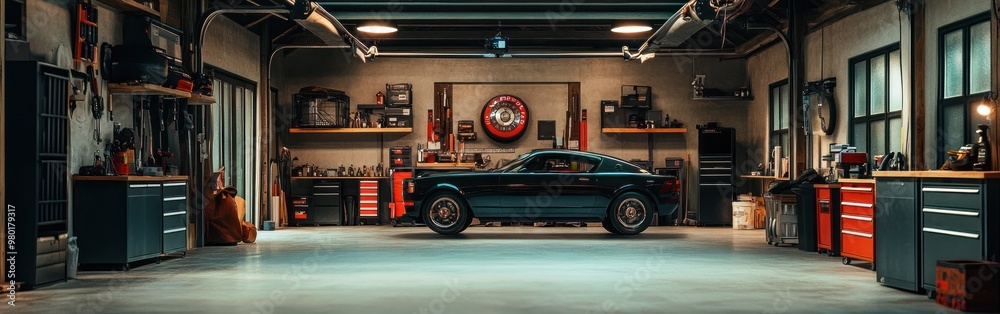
(839, 180), (875, 269)
(359, 180), (380, 222)
(391, 169), (414, 222)
(815, 184), (841, 256)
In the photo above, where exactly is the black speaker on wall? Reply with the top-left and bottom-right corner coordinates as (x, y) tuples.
(538, 120), (556, 140)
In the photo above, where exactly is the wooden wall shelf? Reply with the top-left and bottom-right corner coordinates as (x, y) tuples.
(601, 128), (687, 134)
(95, 0), (160, 18)
(188, 94), (216, 105)
(691, 96), (753, 101)
(108, 83), (191, 98)
(289, 128), (413, 134)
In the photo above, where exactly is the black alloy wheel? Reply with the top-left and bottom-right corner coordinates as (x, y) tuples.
(423, 192), (471, 235)
(608, 192), (652, 235)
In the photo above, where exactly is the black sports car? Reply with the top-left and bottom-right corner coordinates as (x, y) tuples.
(403, 149), (681, 235)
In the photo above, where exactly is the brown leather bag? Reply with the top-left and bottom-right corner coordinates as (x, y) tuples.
(241, 221), (257, 243)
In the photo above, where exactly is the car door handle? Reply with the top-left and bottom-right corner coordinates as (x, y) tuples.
(578, 177), (590, 181)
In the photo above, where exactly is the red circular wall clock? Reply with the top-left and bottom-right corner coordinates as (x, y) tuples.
(481, 95), (529, 143)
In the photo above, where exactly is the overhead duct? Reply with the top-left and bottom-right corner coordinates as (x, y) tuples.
(633, 0), (717, 58)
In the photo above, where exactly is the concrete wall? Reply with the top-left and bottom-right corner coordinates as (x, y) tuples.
(746, 0), (992, 174)
(277, 52), (751, 175)
(204, 18), (261, 83)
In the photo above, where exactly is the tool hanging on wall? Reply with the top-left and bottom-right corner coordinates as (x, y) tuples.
(100, 42), (114, 121)
(74, 0), (99, 65)
(87, 65), (104, 144)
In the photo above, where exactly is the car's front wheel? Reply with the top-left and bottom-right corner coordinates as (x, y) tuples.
(601, 219), (622, 234)
(423, 192), (471, 235)
(607, 192), (651, 235)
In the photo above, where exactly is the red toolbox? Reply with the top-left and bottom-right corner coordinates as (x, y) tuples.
(815, 184), (841, 256)
(839, 180), (875, 269)
(359, 180), (380, 224)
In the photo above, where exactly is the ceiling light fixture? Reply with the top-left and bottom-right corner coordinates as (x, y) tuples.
(357, 21), (397, 34)
(611, 21), (652, 33)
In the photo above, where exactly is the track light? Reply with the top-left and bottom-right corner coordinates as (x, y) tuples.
(611, 21), (653, 33)
(357, 20), (397, 34)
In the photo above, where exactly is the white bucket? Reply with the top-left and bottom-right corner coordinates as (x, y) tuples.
(732, 201), (756, 230)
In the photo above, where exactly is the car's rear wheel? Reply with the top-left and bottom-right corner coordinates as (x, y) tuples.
(423, 192), (471, 235)
(608, 192), (651, 235)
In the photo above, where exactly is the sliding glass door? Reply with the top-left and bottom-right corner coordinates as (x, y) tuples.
(210, 68), (259, 224)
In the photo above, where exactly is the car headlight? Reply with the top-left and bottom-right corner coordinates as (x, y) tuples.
(406, 181), (415, 194)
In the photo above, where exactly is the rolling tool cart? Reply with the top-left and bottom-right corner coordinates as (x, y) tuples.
(765, 193), (798, 246)
(839, 180), (875, 270)
(358, 180), (381, 225)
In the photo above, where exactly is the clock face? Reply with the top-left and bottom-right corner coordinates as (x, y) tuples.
(481, 95), (529, 143)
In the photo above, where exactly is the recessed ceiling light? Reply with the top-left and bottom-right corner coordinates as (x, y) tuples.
(611, 21), (653, 33)
(357, 21), (397, 34)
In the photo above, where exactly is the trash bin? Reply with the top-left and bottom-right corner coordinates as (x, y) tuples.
(732, 201), (755, 230)
(792, 183), (818, 252)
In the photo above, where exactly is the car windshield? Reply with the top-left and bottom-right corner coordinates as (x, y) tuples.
(494, 153), (531, 173)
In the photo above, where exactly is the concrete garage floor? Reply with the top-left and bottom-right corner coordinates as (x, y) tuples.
(13, 226), (947, 313)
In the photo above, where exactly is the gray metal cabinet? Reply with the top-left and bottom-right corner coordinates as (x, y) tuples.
(74, 177), (189, 269)
(126, 184), (163, 261)
(161, 181), (188, 254)
(875, 178), (920, 292)
(919, 179), (1000, 292)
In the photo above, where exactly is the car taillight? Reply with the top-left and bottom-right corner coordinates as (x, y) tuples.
(660, 179), (680, 194)
(406, 181), (415, 194)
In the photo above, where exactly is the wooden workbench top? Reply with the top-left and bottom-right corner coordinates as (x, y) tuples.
(292, 176), (388, 180)
(416, 162), (477, 168)
(813, 184), (841, 188)
(73, 175), (189, 182)
(837, 178), (876, 184)
(741, 175), (789, 180)
(871, 171), (1000, 179)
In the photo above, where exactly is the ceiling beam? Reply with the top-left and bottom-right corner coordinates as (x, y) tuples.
(319, 1), (686, 8)
(325, 11), (675, 20)
(357, 30), (649, 41)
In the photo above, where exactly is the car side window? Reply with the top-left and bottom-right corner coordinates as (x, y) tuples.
(570, 156), (600, 173)
(521, 155), (600, 173)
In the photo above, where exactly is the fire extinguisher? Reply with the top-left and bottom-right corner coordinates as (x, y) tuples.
(376, 91), (384, 105)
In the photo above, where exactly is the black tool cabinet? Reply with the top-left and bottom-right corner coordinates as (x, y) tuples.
(73, 177), (189, 270)
(4, 61), (71, 290)
(694, 127), (736, 226)
(874, 177), (920, 292)
(919, 178), (999, 295)
(873, 172), (1000, 296)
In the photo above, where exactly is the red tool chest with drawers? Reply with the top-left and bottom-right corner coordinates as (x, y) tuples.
(359, 180), (380, 223)
(839, 180), (875, 269)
